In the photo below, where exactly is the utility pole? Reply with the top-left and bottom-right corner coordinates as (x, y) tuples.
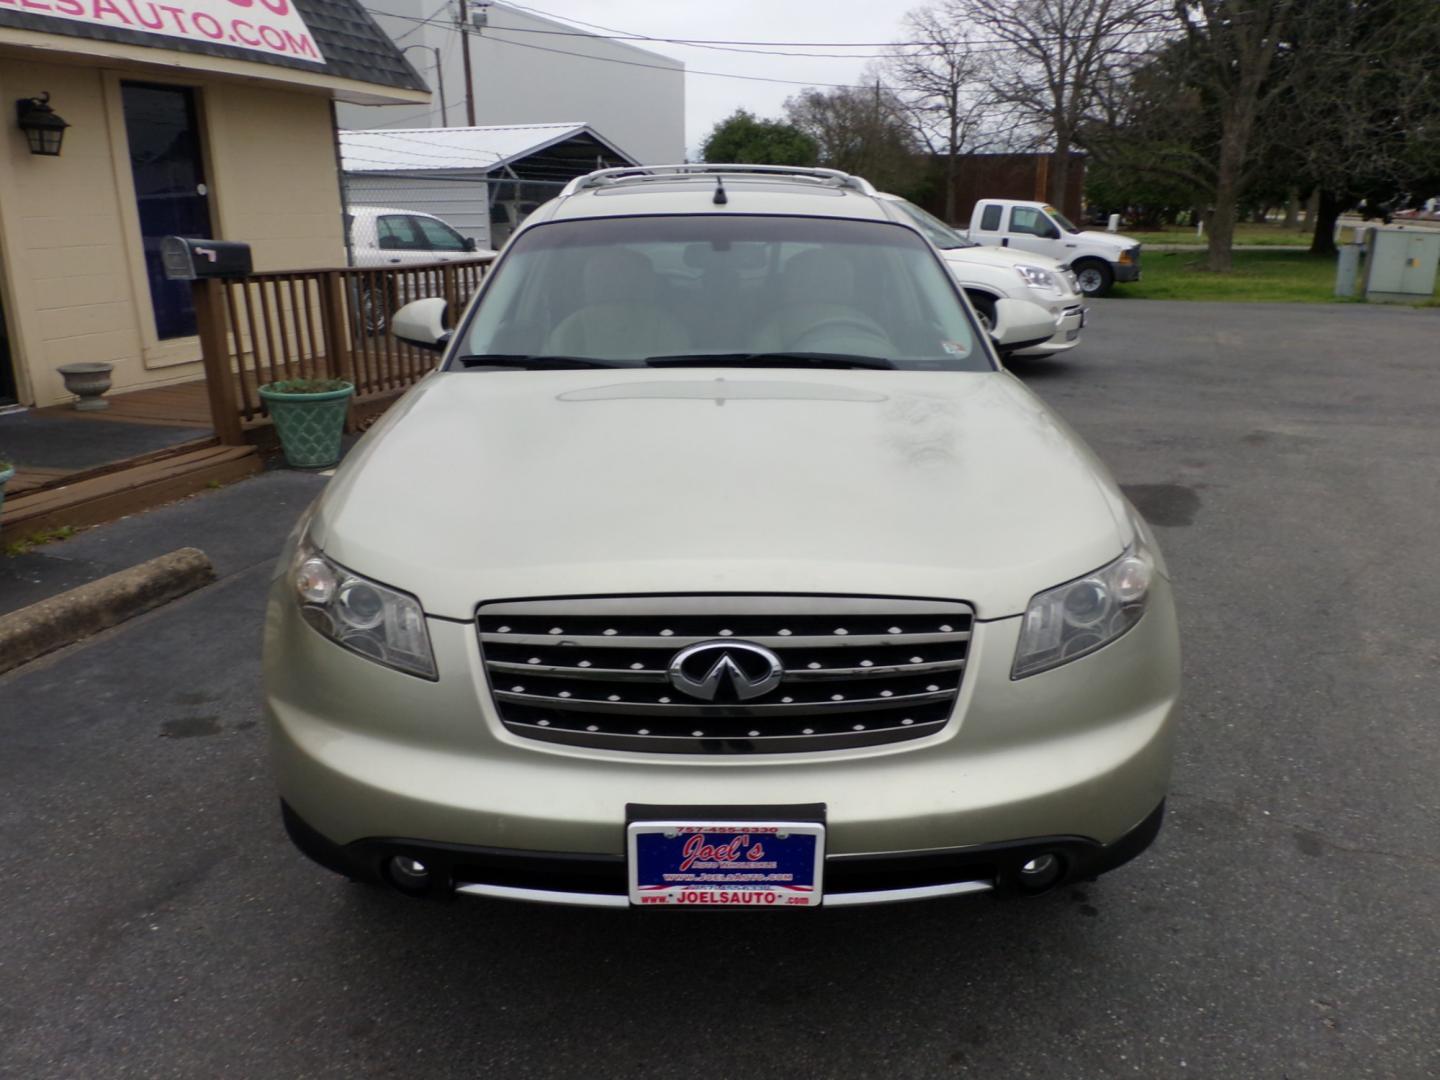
(401, 45), (447, 127)
(457, 0), (486, 127)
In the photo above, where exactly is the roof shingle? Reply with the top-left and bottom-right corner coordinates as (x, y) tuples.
(0, 0), (427, 93)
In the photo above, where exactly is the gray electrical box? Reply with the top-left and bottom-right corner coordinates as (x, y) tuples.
(161, 236), (253, 280)
(1362, 226), (1440, 303)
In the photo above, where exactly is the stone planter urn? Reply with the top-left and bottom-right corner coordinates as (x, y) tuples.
(57, 362), (115, 411)
(0, 462), (14, 518)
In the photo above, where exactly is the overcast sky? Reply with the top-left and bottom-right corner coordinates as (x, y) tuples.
(501, 1), (917, 154)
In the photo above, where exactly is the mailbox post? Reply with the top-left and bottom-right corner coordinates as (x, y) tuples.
(162, 237), (253, 446)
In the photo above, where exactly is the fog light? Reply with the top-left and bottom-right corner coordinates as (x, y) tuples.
(388, 855), (431, 891)
(1018, 853), (1063, 891)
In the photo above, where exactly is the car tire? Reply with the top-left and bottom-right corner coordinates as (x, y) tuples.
(1074, 260), (1113, 298)
(356, 281), (393, 337)
(966, 291), (998, 333)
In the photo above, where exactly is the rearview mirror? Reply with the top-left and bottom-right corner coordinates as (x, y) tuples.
(391, 297), (451, 352)
(988, 298), (1056, 352)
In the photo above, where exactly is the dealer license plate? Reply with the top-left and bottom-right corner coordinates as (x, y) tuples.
(627, 821), (825, 908)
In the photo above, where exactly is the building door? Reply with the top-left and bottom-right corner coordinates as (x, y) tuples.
(0, 286), (16, 407)
(120, 83), (213, 340)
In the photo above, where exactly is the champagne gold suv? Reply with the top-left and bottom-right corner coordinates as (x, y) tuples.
(263, 165), (1180, 909)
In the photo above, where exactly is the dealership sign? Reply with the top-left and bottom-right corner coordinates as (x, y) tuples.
(0, 0), (326, 63)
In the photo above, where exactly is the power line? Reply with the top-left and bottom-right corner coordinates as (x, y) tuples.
(366, 7), (1169, 64)
(363, 17), (899, 89)
(391, 0), (451, 43)
(494, 1), (1169, 55)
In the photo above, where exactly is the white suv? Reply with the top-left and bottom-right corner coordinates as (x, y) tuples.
(264, 165), (1180, 911)
(877, 194), (1087, 359)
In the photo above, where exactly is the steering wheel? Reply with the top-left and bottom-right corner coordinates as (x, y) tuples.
(787, 315), (892, 352)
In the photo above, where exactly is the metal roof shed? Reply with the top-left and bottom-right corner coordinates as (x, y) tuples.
(340, 123), (638, 247)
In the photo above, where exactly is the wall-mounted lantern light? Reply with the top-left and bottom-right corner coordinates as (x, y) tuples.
(16, 93), (69, 156)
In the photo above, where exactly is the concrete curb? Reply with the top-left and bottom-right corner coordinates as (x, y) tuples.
(0, 547), (215, 675)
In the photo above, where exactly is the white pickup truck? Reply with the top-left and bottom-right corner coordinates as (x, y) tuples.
(965, 199), (1141, 297)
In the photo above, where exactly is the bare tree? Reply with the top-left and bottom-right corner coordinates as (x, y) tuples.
(783, 74), (926, 195)
(886, 6), (989, 220)
(952, 0), (1167, 209)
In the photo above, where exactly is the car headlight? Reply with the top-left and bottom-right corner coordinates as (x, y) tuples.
(291, 540), (437, 679)
(1012, 544), (1154, 678)
(1014, 264), (1060, 291)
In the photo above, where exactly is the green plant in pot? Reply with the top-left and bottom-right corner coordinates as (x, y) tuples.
(256, 378), (355, 469)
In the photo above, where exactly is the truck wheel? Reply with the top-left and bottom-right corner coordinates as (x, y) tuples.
(966, 291), (998, 332)
(355, 281), (393, 337)
(1074, 260), (1113, 298)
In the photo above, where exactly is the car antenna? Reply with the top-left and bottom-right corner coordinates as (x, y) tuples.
(713, 176), (728, 205)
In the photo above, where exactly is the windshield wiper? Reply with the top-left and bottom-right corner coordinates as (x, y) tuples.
(454, 354), (636, 369)
(645, 353), (896, 370)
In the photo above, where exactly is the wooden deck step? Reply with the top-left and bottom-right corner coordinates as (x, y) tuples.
(34, 381), (214, 429)
(5, 466), (72, 497)
(1, 444), (262, 541)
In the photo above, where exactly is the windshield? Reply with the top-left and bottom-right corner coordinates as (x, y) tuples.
(453, 215), (990, 372)
(1044, 205), (1082, 235)
(887, 199), (974, 250)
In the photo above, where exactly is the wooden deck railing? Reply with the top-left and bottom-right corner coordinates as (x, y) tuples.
(193, 257), (493, 444)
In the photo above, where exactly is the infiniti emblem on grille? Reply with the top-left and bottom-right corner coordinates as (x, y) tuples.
(667, 641), (784, 702)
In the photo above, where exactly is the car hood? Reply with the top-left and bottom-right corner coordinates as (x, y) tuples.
(314, 370), (1133, 620)
(1075, 230), (1140, 252)
(941, 246), (1067, 272)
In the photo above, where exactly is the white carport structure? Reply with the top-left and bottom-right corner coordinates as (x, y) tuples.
(339, 123), (638, 249)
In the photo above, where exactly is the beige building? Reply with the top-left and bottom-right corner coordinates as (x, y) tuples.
(0, 0), (428, 408)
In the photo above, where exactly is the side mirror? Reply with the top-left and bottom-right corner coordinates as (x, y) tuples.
(463, 236), (478, 252)
(391, 297), (451, 352)
(988, 298), (1056, 352)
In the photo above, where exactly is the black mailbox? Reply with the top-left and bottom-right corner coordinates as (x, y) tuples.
(162, 236), (253, 280)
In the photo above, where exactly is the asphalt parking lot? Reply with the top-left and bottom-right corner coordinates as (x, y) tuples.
(2, 300), (1438, 1079)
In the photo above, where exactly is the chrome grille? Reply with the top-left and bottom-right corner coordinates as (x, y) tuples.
(477, 596), (973, 754)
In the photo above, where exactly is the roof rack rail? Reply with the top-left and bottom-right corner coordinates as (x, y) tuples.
(560, 163), (877, 198)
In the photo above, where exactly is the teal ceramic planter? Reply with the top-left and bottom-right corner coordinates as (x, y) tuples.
(0, 464), (13, 518)
(257, 382), (355, 469)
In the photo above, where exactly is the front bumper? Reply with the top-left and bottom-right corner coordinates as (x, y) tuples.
(1114, 261), (1142, 283)
(281, 796), (1167, 907)
(1016, 302), (1086, 357)
(263, 569), (1181, 904)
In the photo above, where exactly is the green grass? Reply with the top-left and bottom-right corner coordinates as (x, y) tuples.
(1125, 223), (1316, 247)
(3, 525), (77, 557)
(1118, 249), (1440, 305)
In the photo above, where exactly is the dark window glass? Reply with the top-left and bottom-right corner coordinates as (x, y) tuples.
(377, 215), (420, 250)
(121, 83), (212, 340)
(1010, 207), (1054, 237)
(411, 216), (468, 251)
(458, 215), (990, 371)
(979, 204), (1003, 231)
